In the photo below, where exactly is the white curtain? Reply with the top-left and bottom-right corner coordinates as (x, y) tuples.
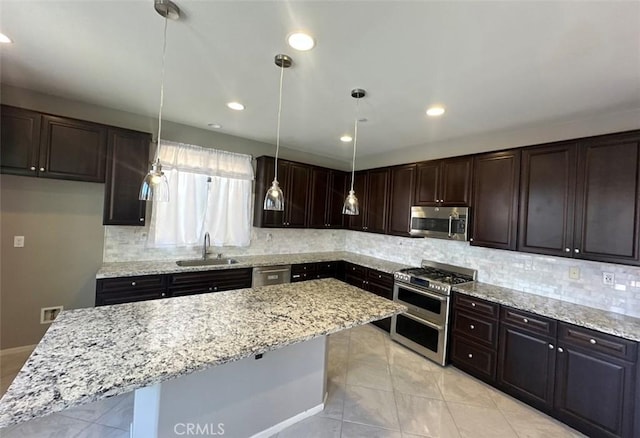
(149, 141), (254, 247)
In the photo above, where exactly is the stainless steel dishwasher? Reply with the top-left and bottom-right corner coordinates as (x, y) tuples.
(252, 265), (291, 286)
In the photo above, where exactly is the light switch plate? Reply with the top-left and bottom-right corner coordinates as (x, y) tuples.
(13, 236), (24, 247)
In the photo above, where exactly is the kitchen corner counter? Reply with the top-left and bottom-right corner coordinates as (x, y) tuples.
(454, 281), (640, 342)
(96, 251), (410, 279)
(0, 279), (406, 429)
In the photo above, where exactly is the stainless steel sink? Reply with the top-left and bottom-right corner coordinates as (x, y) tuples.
(176, 258), (239, 267)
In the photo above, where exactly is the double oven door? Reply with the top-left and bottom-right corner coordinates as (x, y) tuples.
(391, 281), (450, 366)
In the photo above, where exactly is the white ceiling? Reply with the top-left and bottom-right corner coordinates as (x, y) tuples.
(1, 1), (639, 160)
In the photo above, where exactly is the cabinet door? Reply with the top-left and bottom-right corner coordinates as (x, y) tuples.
(471, 150), (521, 250)
(414, 161), (440, 205)
(0, 105), (42, 176)
(40, 115), (107, 182)
(387, 164), (416, 236)
(554, 345), (635, 438)
(440, 156), (472, 206)
(103, 128), (150, 226)
(366, 168), (390, 234)
(282, 161), (310, 227)
(574, 132), (640, 265)
(327, 171), (346, 228)
(307, 167), (330, 228)
(348, 171), (368, 231)
(497, 324), (556, 411)
(518, 143), (577, 256)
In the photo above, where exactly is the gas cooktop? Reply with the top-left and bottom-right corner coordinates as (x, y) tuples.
(394, 260), (477, 294)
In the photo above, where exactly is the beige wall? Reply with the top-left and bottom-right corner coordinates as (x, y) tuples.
(0, 176), (105, 349)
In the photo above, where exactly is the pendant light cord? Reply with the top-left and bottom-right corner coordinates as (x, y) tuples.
(274, 63), (285, 183)
(155, 16), (169, 163)
(350, 97), (360, 192)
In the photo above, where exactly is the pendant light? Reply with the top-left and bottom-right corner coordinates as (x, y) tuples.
(139, 0), (179, 202)
(263, 54), (292, 211)
(343, 88), (365, 215)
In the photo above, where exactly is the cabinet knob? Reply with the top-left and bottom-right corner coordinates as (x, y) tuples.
(574, 249), (580, 254)
(303, 266), (307, 270)
(352, 267), (356, 271)
(471, 303), (476, 307)
(161, 292), (166, 297)
(139, 218), (144, 222)
(378, 275), (382, 278)
(39, 167), (45, 172)
(558, 347), (564, 353)
(548, 344), (554, 350)
(589, 338), (597, 345)
(523, 318), (529, 323)
(565, 248), (571, 252)
(468, 353), (473, 359)
(30, 166), (37, 171)
(131, 281), (136, 286)
(469, 324), (475, 330)
(469, 238), (474, 242)
(209, 287), (213, 291)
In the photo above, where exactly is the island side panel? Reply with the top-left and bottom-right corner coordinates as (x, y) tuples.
(133, 336), (327, 437)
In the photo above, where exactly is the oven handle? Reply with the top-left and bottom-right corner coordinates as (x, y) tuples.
(448, 215), (453, 238)
(395, 282), (448, 302)
(398, 311), (444, 331)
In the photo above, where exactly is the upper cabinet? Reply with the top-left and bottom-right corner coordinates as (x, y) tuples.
(348, 168), (390, 234)
(519, 131), (640, 266)
(387, 164), (416, 236)
(415, 156), (472, 207)
(1, 105), (107, 182)
(103, 128), (151, 226)
(308, 167), (346, 229)
(471, 150), (521, 250)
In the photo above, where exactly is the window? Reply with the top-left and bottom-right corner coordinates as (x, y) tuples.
(148, 141), (254, 247)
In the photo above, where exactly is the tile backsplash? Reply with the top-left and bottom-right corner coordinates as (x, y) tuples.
(104, 226), (640, 318)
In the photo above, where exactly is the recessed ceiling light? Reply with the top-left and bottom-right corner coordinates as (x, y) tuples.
(207, 123), (222, 129)
(340, 135), (353, 142)
(227, 102), (245, 111)
(426, 106), (445, 117)
(0, 33), (12, 44)
(287, 32), (315, 51)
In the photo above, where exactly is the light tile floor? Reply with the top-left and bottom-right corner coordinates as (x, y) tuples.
(0, 324), (585, 438)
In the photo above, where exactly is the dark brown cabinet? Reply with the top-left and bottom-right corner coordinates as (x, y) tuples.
(1, 105), (107, 182)
(308, 168), (346, 229)
(348, 169), (390, 233)
(103, 128), (150, 226)
(415, 157), (472, 207)
(519, 132), (640, 266)
(344, 262), (393, 332)
(95, 274), (167, 306)
(387, 164), (416, 236)
(291, 261), (340, 282)
(168, 268), (252, 297)
(471, 150), (520, 250)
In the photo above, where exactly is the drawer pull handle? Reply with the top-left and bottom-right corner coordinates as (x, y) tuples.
(523, 318), (529, 323)
(565, 248), (571, 252)
(30, 166), (37, 171)
(471, 303), (476, 307)
(131, 281), (136, 286)
(378, 275), (382, 278)
(589, 339), (597, 345)
(139, 218), (144, 222)
(548, 344), (554, 350)
(39, 167), (45, 172)
(558, 347), (564, 353)
(469, 325), (475, 330)
(468, 353), (473, 359)
(161, 292), (166, 297)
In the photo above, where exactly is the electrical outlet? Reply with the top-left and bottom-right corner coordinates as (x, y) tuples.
(569, 267), (580, 280)
(13, 236), (24, 247)
(602, 272), (615, 286)
(40, 306), (63, 324)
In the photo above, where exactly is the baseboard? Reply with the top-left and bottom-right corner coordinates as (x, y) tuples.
(0, 344), (36, 358)
(249, 402), (325, 438)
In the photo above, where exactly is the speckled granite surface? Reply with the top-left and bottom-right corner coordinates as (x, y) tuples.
(0, 279), (406, 429)
(96, 251), (410, 279)
(454, 282), (640, 342)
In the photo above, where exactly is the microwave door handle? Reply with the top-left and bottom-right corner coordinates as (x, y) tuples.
(448, 215), (453, 238)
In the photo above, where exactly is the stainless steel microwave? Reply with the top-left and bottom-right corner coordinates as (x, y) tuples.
(409, 206), (469, 241)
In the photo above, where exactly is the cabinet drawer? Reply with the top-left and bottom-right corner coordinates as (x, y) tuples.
(451, 335), (497, 381)
(454, 311), (498, 348)
(97, 275), (164, 293)
(454, 294), (499, 319)
(169, 268), (252, 286)
(501, 307), (557, 337)
(291, 263), (317, 275)
(367, 269), (393, 288)
(96, 290), (165, 306)
(345, 273), (365, 289)
(345, 263), (366, 276)
(559, 323), (637, 361)
(317, 261), (338, 274)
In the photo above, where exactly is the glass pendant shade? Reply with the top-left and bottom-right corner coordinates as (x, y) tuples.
(139, 159), (170, 202)
(263, 179), (284, 211)
(342, 190), (359, 215)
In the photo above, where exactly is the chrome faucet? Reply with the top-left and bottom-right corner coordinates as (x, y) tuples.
(202, 232), (210, 260)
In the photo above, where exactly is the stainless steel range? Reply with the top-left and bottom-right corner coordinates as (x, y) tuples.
(391, 260), (477, 366)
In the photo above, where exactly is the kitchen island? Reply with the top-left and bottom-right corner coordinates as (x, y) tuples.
(0, 279), (405, 436)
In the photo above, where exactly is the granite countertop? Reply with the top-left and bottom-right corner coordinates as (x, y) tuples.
(96, 251), (410, 279)
(454, 282), (640, 342)
(0, 279), (406, 429)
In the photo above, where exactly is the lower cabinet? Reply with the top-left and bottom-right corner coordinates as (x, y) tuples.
(291, 261), (340, 282)
(96, 268), (252, 305)
(451, 294), (639, 438)
(343, 262), (393, 332)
